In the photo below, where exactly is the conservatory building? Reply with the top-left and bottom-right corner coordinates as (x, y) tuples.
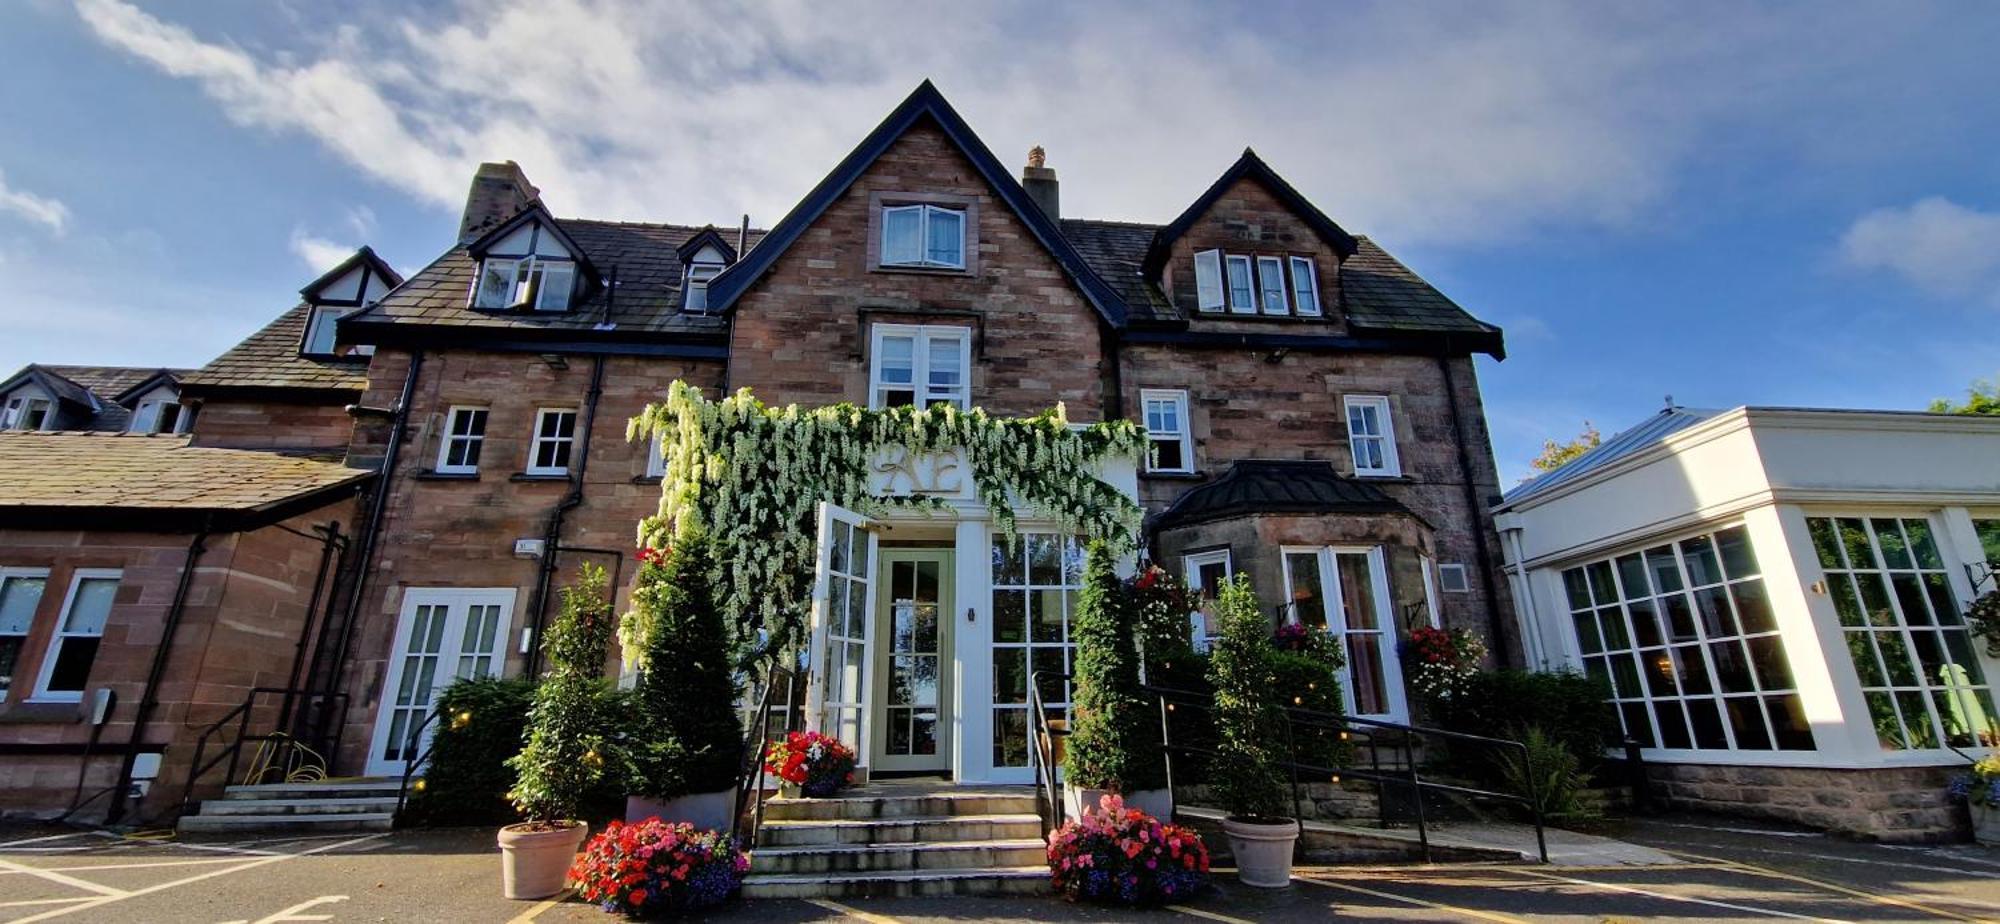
(1494, 405), (2000, 840)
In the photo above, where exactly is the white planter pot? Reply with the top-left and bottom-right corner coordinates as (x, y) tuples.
(1974, 804), (2000, 846)
(497, 821), (586, 900)
(625, 787), (737, 832)
(1063, 784), (1175, 822)
(1222, 815), (1299, 889)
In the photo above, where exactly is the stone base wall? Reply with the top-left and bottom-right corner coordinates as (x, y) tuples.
(1647, 762), (1968, 842)
(1175, 781), (1378, 822)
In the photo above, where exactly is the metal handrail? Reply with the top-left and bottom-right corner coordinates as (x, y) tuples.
(392, 705), (451, 823)
(1027, 671), (1070, 836)
(177, 687), (349, 820)
(730, 664), (796, 846)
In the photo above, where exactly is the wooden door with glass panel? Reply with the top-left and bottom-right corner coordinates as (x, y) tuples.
(871, 550), (954, 773)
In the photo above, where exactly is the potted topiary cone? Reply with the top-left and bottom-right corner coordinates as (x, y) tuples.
(500, 564), (619, 900)
(1063, 541), (1171, 820)
(622, 528), (744, 830)
(1207, 575), (1300, 888)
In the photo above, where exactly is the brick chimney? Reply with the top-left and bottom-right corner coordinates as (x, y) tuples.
(457, 161), (540, 243)
(1022, 145), (1059, 220)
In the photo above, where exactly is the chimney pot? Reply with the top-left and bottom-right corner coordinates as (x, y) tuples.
(1022, 146), (1059, 220)
(458, 160), (541, 244)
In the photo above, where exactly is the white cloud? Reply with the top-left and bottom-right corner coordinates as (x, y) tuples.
(1840, 196), (2000, 304)
(289, 226), (356, 273)
(0, 167), (70, 236)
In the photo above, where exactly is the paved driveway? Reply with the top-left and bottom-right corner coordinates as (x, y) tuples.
(2, 815), (1996, 922)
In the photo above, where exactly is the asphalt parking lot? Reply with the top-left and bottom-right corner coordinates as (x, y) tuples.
(3, 814), (1998, 922)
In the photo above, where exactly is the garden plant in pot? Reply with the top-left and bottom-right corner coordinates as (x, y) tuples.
(1207, 575), (1300, 888)
(1063, 541), (1171, 820)
(763, 730), (857, 798)
(1950, 754), (2000, 846)
(623, 531), (745, 830)
(501, 565), (621, 900)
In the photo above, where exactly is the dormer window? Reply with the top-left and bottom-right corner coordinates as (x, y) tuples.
(303, 305), (346, 356)
(881, 204), (965, 269)
(129, 397), (186, 435)
(475, 256), (575, 311)
(1, 395), (52, 431)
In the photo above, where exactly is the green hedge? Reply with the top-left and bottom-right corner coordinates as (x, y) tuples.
(402, 675), (631, 827)
(1427, 669), (1617, 792)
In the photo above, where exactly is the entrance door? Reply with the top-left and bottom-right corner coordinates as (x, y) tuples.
(805, 503), (878, 769)
(871, 550), (953, 774)
(366, 588), (514, 776)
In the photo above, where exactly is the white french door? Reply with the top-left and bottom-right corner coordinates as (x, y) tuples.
(805, 503), (878, 771)
(366, 588), (514, 776)
(1281, 546), (1407, 722)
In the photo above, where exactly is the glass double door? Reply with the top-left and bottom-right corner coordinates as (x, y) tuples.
(871, 550), (954, 773)
(366, 588), (513, 776)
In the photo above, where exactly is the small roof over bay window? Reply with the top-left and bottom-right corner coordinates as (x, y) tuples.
(463, 205), (598, 313)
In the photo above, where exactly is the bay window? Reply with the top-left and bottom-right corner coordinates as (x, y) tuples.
(1282, 546), (1403, 719)
(870, 324), (969, 409)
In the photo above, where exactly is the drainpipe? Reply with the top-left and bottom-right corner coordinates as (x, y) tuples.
(1502, 525), (1546, 667)
(107, 526), (210, 824)
(1437, 349), (1511, 668)
(524, 352), (608, 677)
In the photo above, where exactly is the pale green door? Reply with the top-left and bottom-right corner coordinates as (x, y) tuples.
(871, 550), (953, 774)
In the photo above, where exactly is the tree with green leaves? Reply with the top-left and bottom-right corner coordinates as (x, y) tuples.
(1527, 422), (1602, 477)
(1064, 542), (1166, 793)
(628, 528), (745, 799)
(1206, 575), (1291, 821)
(1929, 378), (2000, 416)
(508, 564), (619, 825)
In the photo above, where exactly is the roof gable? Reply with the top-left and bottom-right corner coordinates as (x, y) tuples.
(0, 365), (101, 410)
(110, 368), (183, 406)
(300, 246), (404, 305)
(1143, 149), (1359, 276)
(464, 203), (602, 287)
(703, 80), (1130, 326)
(675, 226), (738, 264)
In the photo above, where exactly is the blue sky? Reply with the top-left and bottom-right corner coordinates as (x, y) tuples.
(2, 1), (1997, 481)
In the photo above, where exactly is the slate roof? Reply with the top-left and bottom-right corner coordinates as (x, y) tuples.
(1059, 219), (1175, 321)
(1151, 459), (1420, 531)
(1501, 407), (1724, 507)
(0, 364), (191, 432)
(0, 431), (371, 530)
(179, 304), (371, 396)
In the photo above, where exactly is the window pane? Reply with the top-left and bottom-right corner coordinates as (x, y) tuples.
(926, 334), (963, 390)
(64, 578), (118, 634)
(882, 207), (921, 264)
(46, 637), (101, 693)
(925, 208), (964, 266)
(1681, 536), (1723, 587)
(1151, 438), (1185, 472)
(476, 259), (514, 307)
(306, 308), (341, 354)
(1731, 581), (1775, 633)
(1194, 250), (1224, 310)
(1290, 257), (1320, 314)
(1766, 695), (1813, 750)
(1714, 526), (1759, 579)
(1257, 257), (1287, 314)
(536, 263), (575, 310)
(1725, 697), (1772, 749)
(1225, 257), (1254, 310)
(878, 335), (915, 384)
(1285, 553), (1326, 627)
(1335, 553), (1379, 631)
(0, 577), (44, 635)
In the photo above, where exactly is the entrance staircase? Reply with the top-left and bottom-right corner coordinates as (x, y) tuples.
(740, 782), (1047, 898)
(176, 778), (399, 834)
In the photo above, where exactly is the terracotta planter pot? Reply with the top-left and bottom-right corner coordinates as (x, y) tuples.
(497, 821), (586, 900)
(624, 787), (738, 831)
(1974, 804), (2000, 846)
(1222, 816), (1298, 889)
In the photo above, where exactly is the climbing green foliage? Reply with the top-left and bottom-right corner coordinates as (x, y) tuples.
(1206, 575), (1292, 821)
(1064, 542), (1167, 793)
(508, 564), (621, 825)
(627, 529), (745, 800)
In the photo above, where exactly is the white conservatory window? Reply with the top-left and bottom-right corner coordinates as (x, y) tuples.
(990, 533), (1083, 769)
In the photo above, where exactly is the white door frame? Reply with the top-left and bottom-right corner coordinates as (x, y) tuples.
(870, 548), (955, 773)
(365, 587), (515, 777)
(1282, 545), (1408, 723)
(804, 502), (879, 776)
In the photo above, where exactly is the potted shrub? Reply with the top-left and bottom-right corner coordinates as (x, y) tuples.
(763, 730), (857, 798)
(1063, 542), (1170, 820)
(501, 565), (620, 900)
(1950, 754), (2000, 845)
(1047, 793), (1210, 905)
(1206, 575), (1299, 888)
(569, 818), (750, 915)
(624, 531), (746, 830)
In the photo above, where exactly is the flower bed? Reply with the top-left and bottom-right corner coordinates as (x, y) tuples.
(1047, 794), (1209, 905)
(1949, 754), (2000, 807)
(763, 730), (856, 798)
(569, 818), (747, 917)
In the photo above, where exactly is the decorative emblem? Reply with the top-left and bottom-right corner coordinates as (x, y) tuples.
(871, 446), (966, 496)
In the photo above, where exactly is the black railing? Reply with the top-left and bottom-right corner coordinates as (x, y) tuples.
(1027, 671), (1069, 837)
(392, 706), (451, 823)
(178, 687), (349, 820)
(730, 664), (801, 846)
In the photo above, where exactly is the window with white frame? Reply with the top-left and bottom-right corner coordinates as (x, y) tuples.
(1182, 549), (1233, 652)
(683, 261), (724, 313)
(527, 408), (577, 475)
(990, 533), (1084, 768)
(1141, 389), (1192, 474)
(1283, 546), (1401, 718)
(2, 394), (53, 431)
(1289, 256), (1322, 316)
(303, 305), (346, 355)
(435, 406), (488, 474)
(1808, 516), (1998, 750)
(1256, 256), (1288, 315)
(0, 568), (48, 698)
(869, 324), (970, 409)
(33, 570), (119, 702)
(128, 398), (185, 435)
(1563, 526), (1810, 752)
(1344, 395), (1399, 476)
(1438, 563), (1470, 593)
(645, 432), (666, 479)
(1193, 249), (1225, 312)
(1224, 255), (1256, 314)
(881, 204), (966, 269)
(474, 256), (576, 311)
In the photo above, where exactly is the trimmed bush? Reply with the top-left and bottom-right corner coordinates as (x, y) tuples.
(1065, 542), (1166, 793)
(403, 675), (535, 826)
(1207, 575), (1291, 820)
(627, 530), (744, 800)
(508, 563), (622, 824)
(1430, 669), (1616, 768)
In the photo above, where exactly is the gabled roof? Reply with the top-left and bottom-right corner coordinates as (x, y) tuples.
(0, 364), (192, 431)
(1501, 407), (1723, 506)
(1141, 149), (1360, 277)
(300, 245), (404, 304)
(464, 202), (602, 288)
(1151, 459), (1421, 532)
(702, 80), (1131, 326)
(674, 226), (738, 264)
(110, 368), (185, 405)
(179, 303), (370, 398)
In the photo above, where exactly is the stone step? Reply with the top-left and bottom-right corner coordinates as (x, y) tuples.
(221, 780), (402, 801)
(176, 812), (393, 834)
(740, 865), (1047, 899)
(751, 838), (1045, 874)
(761, 792), (1038, 822)
(758, 814), (1042, 848)
(199, 797), (400, 816)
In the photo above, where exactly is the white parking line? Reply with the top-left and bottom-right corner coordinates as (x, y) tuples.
(0, 833), (95, 849)
(8, 832), (388, 924)
(1502, 867), (1854, 923)
(0, 855), (128, 896)
(0, 898), (96, 910)
(0, 857), (249, 875)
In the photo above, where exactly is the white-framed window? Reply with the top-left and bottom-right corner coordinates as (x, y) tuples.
(128, 399), (186, 435)
(1419, 554), (1444, 629)
(1289, 256), (1322, 316)
(1140, 389), (1192, 474)
(1564, 524), (1812, 752)
(303, 305), (345, 355)
(990, 533), (1084, 769)
(527, 408), (577, 475)
(684, 261), (724, 313)
(1193, 249), (1224, 312)
(1182, 549), (1233, 652)
(881, 204), (966, 269)
(869, 324), (970, 409)
(1224, 255), (1256, 314)
(435, 406), (489, 474)
(1438, 563), (1471, 593)
(32, 569), (119, 703)
(1808, 515), (1998, 750)
(0, 567), (49, 698)
(2, 394), (54, 431)
(1344, 395), (1399, 476)
(474, 256), (576, 311)
(1256, 256), (1289, 315)
(645, 432), (666, 479)
(1282, 546), (1403, 719)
